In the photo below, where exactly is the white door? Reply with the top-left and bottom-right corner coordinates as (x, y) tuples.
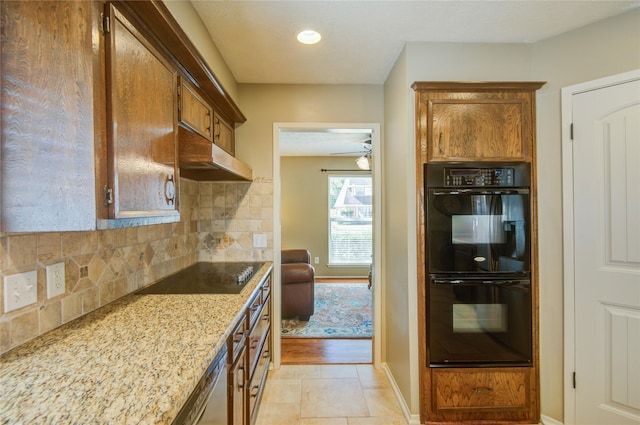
(573, 78), (640, 424)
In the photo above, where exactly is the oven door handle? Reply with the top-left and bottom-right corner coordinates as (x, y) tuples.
(432, 279), (529, 287)
(430, 188), (529, 195)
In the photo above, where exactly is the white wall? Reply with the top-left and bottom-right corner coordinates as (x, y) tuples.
(236, 84), (384, 178)
(382, 47), (417, 413)
(163, 0), (239, 100)
(531, 8), (640, 421)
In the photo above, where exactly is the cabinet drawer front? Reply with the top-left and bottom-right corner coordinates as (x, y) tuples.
(248, 298), (270, 376)
(229, 314), (247, 364)
(433, 369), (529, 410)
(248, 291), (264, 330)
(262, 275), (272, 302)
(249, 329), (271, 417)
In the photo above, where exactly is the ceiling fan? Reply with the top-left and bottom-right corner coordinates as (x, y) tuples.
(329, 138), (372, 156)
(330, 139), (372, 170)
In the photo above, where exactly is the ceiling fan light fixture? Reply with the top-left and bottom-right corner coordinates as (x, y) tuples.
(297, 29), (321, 45)
(356, 154), (371, 170)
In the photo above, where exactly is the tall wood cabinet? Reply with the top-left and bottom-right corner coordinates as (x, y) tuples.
(413, 82), (544, 424)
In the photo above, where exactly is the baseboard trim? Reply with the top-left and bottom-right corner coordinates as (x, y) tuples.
(381, 362), (421, 425)
(541, 414), (564, 425)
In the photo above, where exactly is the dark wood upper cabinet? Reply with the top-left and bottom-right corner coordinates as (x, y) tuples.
(1, 0), (99, 232)
(178, 76), (213, 142)
(104, 2), (180, 220)
(1, 0), (252, 232)
(413, 82), (544, 163)
(213, 111), (235, 156)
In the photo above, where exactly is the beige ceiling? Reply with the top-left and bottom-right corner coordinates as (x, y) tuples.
(191, 0), (638, 85)
(189, 0), (637, 156)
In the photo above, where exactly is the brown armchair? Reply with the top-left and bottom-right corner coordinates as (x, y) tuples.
(281, 249), (315, 321)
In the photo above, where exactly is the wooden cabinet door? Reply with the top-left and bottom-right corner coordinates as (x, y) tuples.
(105, 2), (179, 220)
(178, 77), (213, 141)
(414, 82), (543, 163)
(430, 99), (525, 160)
(428, 367), (536, 422)
(214, 111), (235, 155)
(1, 0), (99, 232)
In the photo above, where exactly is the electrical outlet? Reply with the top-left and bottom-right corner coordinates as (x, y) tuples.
(3, 271), (37, 312)
(253, 233), (267, 248)
(46, 262), (65, 299)
(314, 257), (320, 264)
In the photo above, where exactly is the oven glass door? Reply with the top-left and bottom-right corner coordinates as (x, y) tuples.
(427, 189), (530, 274)
(428, 277), (532, 366)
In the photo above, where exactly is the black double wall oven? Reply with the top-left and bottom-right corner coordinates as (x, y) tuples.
(425, 163), (532, 367)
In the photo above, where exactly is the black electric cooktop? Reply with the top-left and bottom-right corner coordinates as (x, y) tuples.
(137, 262), (264, 295)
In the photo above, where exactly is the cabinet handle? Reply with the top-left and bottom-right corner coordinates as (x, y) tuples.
(262, 350), (270, 359)
(164, 174), (176, 205)
(250, 385), (260, 398)
(438, 132), (444, 154)
(237, 366), (245, 388)
(250, 339), (259, 349)
(262, 314), (269, 321)
(472, 387), (494, 394)
(214, 118), (221, 139)
(233, 331), (245, 343)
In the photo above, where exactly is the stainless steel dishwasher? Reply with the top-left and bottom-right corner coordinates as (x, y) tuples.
(172, 345), (228, 425)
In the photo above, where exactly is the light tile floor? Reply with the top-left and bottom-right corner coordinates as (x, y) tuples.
(255, 365), (408, 425)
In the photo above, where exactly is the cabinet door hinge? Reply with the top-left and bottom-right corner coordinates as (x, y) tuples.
(105, 186), (113, 206)
(101, 13), (110, 34)
(572, 371), (577, 389)
(570, 123), (574, 141)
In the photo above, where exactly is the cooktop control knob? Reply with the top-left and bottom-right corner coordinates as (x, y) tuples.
(236, 266), (254, 285)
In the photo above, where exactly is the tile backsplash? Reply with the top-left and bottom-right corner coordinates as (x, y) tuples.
(0, 178), (273, 354)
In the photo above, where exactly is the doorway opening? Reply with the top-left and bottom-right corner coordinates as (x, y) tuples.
(272, 122), (382, 367)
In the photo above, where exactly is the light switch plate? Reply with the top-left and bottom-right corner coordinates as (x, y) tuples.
(253, 233), (268, 248)
(46, 262), (65, 299)
(3, 271), (37, 312)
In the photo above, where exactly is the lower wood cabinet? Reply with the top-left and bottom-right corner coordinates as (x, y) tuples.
(433, 368), (529, 410)
(228, 272), (271, 425)
(425, 367), (537, 423)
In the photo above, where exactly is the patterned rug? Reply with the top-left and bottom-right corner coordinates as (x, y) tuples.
(281, 283), (372, 338)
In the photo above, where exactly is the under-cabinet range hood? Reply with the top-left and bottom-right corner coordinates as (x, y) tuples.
(178, 127), (253, 181)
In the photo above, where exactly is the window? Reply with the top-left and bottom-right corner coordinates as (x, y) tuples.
(328, 175), (373, 265)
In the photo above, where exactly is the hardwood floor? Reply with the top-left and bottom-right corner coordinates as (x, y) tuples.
(281, 338), (372, 364)
(281, 277), (372, 365)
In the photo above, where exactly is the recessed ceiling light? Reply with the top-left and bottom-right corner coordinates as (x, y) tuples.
(296, 30), (321, 45)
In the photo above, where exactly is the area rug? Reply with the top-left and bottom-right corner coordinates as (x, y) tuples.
(281, 283), (372, 338)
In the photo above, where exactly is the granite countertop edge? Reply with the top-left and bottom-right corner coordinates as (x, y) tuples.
(0, 261), (274, 424)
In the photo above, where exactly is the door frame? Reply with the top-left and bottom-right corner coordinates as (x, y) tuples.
(561, 69), (640, 425)
(271, 122), (383, 369)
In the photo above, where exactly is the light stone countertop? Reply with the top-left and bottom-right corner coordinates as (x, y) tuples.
(0, 262), (273, 425)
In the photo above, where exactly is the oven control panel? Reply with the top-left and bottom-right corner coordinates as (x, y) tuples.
(444, 167), (514, 187)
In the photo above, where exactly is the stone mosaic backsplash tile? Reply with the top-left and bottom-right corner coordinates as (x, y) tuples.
(0, 178), (274, 354)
